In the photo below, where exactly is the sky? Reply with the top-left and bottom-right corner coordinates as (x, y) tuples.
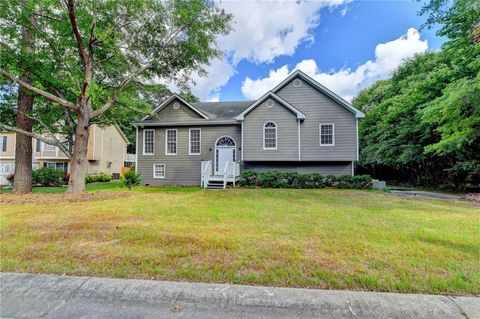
(186, 0), (445, 102)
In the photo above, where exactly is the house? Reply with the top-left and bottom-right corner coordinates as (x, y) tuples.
(0, 124), (130, 185)
(133, 70), (365, 188)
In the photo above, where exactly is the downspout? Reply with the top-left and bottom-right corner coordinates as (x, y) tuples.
(241, 121), (244, 162)
(135, 126), (138, 173)
(297, 119), (301, 161)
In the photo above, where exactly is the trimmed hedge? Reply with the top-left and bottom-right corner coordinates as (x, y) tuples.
(85, 173), (112, 183)
(240, 170), (373, 189)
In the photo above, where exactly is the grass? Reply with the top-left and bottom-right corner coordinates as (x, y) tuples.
(0, 181), (124, 193)
(0, 187), (478, 295)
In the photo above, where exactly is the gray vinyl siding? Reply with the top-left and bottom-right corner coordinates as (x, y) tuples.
(277, 78), (357, 161)
(242, 100), (298, 161)
(244, 161), (353, 176)
(137, 125), (240, 185)
(153, 100), (205, 122)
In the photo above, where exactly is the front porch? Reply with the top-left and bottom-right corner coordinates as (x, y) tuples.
(201, 160), (241, 189)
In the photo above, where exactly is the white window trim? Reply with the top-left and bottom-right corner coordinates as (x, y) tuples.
(188, 128), (201, 155)
(153, 163), (166, 179)
(263, 121), (278, 150)
(143, 129), (155, 155)
(319, 123), (335, 146)
(165, 129), (177, 155)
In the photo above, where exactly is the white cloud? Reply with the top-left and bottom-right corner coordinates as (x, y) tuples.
(189, 0), (350, 101)
(241, 28), (428, 101)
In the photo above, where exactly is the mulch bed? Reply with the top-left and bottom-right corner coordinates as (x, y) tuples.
(462, 193), (480, 204)
(0, 191), (132, 205)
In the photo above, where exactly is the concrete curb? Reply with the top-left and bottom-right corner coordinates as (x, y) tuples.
(1, 272), (479, 319)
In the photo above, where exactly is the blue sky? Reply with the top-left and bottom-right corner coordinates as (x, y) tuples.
(188, 0), (445, 102)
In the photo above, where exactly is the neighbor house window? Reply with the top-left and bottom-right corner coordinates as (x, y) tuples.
(0, 136), (6, 152)
(43, 140), (57, 151)
(319, 124), (335, 146)
(165, 129), (177, 155)
(143, 129), (155, 155)
(153, 164), (165, 178)
(263, 122), (277, 150)
(36, 140), (41, 152)
(189, 128), (201, 155)
(43, 162), (67, 172)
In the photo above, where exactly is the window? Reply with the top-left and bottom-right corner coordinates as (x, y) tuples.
(143, 129), (155, 155)
(43, 141), (56, 151)
(189, 128), (201, 155)
(165, 129), (177, 155)
(319, 124), (335, 146)
(0, 136), (6, 152)
(263, 122), (277, 150)
(153, 164), (165, 178)
(36, 140), (41, 152)
(43, 162), (67, 172)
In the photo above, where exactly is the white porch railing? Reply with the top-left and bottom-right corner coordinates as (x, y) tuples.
(201, 160), (212, 188)
(201, 160), (240, 189)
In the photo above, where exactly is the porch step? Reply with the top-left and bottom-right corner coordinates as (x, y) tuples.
(206, 179), (225, 190)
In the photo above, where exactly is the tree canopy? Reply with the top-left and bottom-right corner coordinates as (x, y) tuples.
(354, 0), (479, 190)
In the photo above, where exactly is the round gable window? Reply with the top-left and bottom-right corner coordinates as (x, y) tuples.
(173, 102), (180, 110)
(293, 79), (302, 87)
(266, 99), (275, 108)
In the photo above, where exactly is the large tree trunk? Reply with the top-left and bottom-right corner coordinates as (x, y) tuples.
(13, 9), (35, 194)
(13, 86), (34, 193)
(66, 104), (90, 193)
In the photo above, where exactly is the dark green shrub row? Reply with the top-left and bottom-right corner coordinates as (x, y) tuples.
(85, 173), (112, 183)
(240, 170), (373, 189)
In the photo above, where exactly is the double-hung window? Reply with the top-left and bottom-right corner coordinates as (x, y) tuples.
(143, 129), (155, 155)
(43, 140), (57, 151)
(153, 164), (165, 178)
(319, 124), (335, 146)
(189, 128), (201, 155)
(166, 129), (177, 155)
(263, 122), (277, 150)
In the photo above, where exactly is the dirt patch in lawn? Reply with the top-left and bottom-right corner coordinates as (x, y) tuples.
(0, 191), (132, 204)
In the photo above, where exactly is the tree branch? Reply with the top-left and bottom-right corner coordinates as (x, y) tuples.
(66, 0), (87, 67)
(0, 123), (72, 158)
(0, 68), (78, 110)
(91, 94), (117, 118)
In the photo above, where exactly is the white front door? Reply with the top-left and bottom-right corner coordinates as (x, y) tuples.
(216, 147), (234, 174)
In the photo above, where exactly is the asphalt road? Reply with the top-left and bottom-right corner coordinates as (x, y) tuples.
(1, 272), (478, 319)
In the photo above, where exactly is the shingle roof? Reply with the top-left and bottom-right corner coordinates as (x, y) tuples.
(191, 101), (254, 120)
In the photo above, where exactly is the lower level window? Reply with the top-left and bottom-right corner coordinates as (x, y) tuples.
(153, 164), (165, 178)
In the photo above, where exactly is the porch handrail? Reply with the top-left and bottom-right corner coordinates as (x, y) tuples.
(201, 160), (212, 188)
(223, 161), (235, 188)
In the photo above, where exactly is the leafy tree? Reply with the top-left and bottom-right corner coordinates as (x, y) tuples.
(354, 0), (479, 189)
(0, 0), (231, 193)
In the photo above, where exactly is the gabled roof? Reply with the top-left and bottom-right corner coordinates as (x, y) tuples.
(112, 123), (130, 144)
(272, 70), (365, 118)
(141, 94), (210, 121)
(193, 101), (253, 120)
(235, 91), (306, 121)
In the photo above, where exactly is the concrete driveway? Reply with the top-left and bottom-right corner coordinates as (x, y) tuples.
(1, 272), (478, 319)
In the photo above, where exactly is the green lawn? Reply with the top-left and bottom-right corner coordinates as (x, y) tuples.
(0, 181), (124, 193)
(0, 187), (478, 295)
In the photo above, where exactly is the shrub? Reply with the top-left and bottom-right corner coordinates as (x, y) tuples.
(85, 173), (112, 183)
(121, 171), (141, 190)
(240, 170), (372, 189)
(32, 167), (64, 186)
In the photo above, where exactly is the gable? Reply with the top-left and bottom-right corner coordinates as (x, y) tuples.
(276, 76), (355, 118)
(153, 99), (206, 122)
(235, 92), (305, 121)
(272, 71), (365, 118)
(142, 94), (209, 122)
